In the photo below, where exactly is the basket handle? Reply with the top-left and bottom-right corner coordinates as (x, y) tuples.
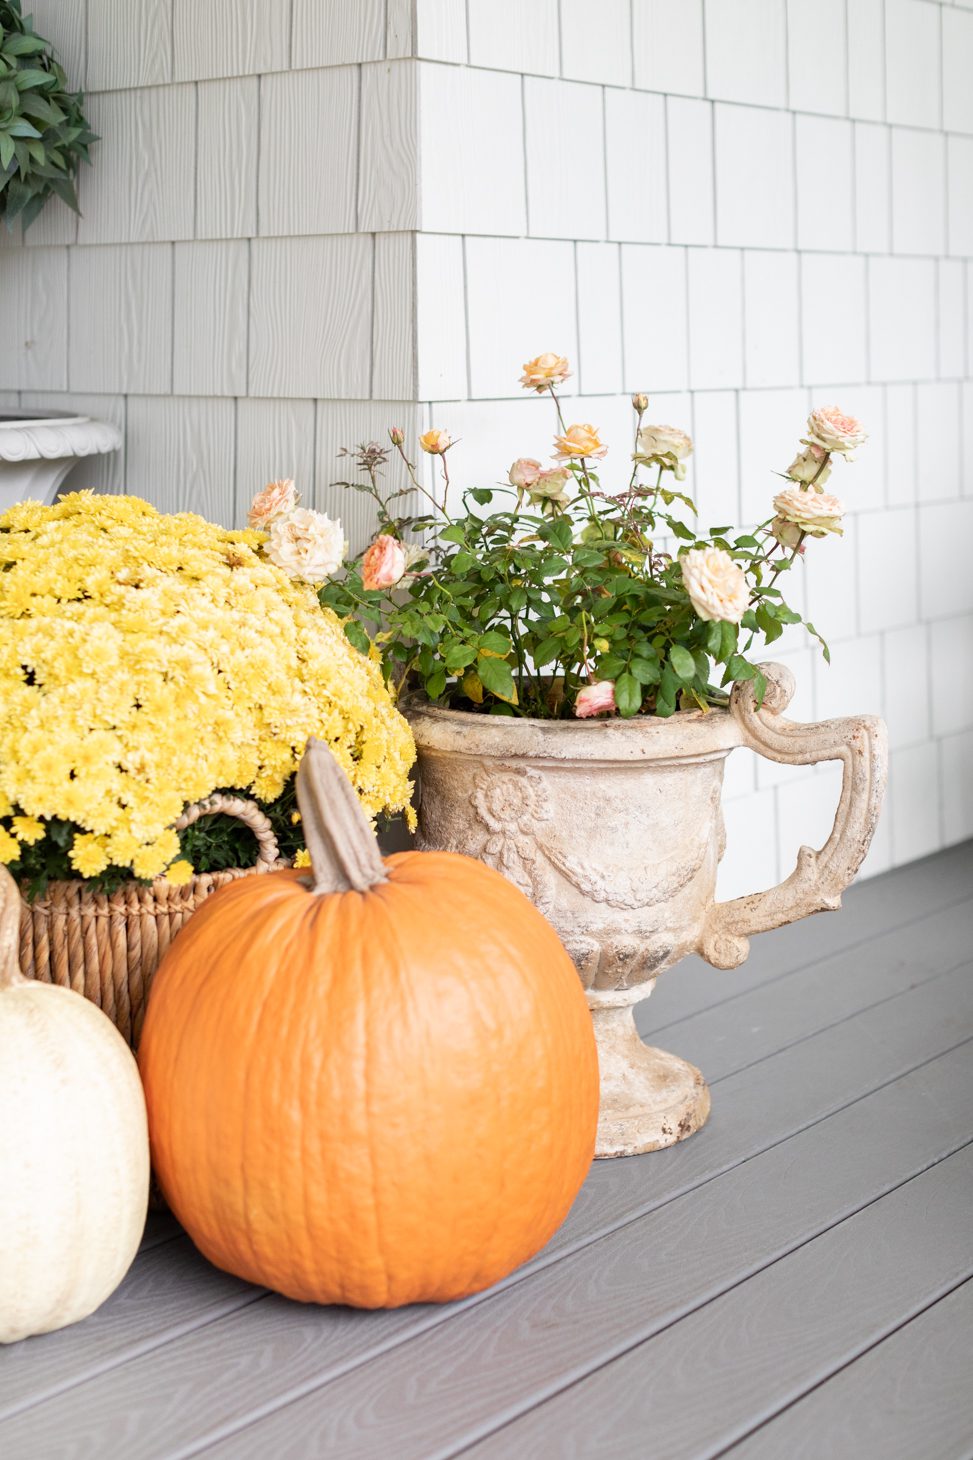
(174, 794), (281, 869)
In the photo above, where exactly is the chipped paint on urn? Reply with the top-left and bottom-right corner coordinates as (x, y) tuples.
(407, 663), (888, 1159)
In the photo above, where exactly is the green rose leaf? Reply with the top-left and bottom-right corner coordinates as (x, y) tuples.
(668, 644), (696, 681)
(424, 666), (448, 700)
(476, 653), (516, 703)
(614, 672), (641, 718)
(478, 628), (511, 657)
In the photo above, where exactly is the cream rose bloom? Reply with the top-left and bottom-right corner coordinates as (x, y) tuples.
(785, 442), (831, 487)
(552, 423), (608, 460)
(248, 478), (299, 530)
(681, 547), (749, 624)
(519, 352), (571, 392)
(526, 467), (572, 511)
(805, 405), (867, 455)
(772, 484), (846, 540)
(265, 507), (346, 584)
(419, 428), (452, 454)
(637, 424), (693, 462)
(636, 423), (694, 481)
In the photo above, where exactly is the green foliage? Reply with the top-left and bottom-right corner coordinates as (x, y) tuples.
(0, 0), (96, 231)
(321, 411), (833, 722)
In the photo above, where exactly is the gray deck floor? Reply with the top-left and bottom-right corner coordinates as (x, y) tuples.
(2, 843), (971, 1460)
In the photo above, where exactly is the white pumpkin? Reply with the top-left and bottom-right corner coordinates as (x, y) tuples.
(0, 866), (149, 1343)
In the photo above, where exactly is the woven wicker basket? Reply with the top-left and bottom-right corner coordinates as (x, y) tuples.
(17, 793), (288, 1049)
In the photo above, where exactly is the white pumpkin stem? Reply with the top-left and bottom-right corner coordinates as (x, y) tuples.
(0, 865), (26, 990)
(296, 737), (389, 895)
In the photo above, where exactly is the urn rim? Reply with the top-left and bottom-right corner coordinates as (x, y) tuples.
(403, 693), (743, 763)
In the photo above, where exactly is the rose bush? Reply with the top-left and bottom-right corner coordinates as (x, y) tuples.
(295, 355), (865, 721)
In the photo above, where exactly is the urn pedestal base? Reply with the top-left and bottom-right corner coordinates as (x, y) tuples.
(589, 987), (710, 1158)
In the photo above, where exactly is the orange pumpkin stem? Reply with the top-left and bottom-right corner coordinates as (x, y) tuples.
(295, 737), (389, 896)
(0, 865), (26, 990)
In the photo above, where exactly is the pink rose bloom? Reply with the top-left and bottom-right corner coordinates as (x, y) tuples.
(509, 457), (543, 490)
(806, 406), (867, 455)
(575, 681), (617, 718)
(361, 533), (408, 591)
(248, 477), (298, 530)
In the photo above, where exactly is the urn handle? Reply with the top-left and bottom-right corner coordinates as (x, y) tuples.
(699, 662), (888, 971)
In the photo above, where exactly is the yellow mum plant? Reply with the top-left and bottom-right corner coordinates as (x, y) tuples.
(0, 492), (415, 893)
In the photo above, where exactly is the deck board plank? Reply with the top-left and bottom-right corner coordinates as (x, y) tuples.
(0, 845), (968, 1460)
(640, 841), (973, 1035)
(2, 949), (968, 1451)
(6, 1016), (965, 1460)
(176, 1050), (973, 1460)
(462, 1138), (973, 1457)
(639, 897), (972, 1083)
(726, 1279), (973, 1460)
(0, 1240), (261, 1424)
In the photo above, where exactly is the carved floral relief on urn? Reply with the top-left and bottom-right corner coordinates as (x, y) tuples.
(408, 664), (887, 1159)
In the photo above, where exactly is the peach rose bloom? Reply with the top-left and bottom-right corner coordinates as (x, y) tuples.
(806, 405), (867, 454)
(575, 680), (617, 718)
(508, 457), (543, 489)
(681, 547), (749, 624)
(553, 423), (608, 460)
(519, 353), (571, 392)
(248, 477), (298, 530)
(419, 428), (452, 454)
(361, 534), (407, 591)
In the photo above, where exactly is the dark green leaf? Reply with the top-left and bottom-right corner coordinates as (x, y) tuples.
(614, 672), (641, 718)
(533, 636), (561, 668)
(629, 655), (660, 685)
(342, 620), (371, 655)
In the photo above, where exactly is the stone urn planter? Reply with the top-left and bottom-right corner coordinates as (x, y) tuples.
(0, 412), (123, 511)
(407, 664), (887, 1159)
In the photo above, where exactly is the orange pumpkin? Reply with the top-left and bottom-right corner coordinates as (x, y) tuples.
(139, 737), (598, 1308)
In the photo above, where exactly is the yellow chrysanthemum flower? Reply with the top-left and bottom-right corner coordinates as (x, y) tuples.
(10, 816), (44, 844)
(0, 492), (415, 885)
(165, 859), (194, 886)
(293, 848), (312, 869)
(69, 833), (110, 879)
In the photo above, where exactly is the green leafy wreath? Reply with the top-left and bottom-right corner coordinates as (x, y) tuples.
(0, 0), (96, 231)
